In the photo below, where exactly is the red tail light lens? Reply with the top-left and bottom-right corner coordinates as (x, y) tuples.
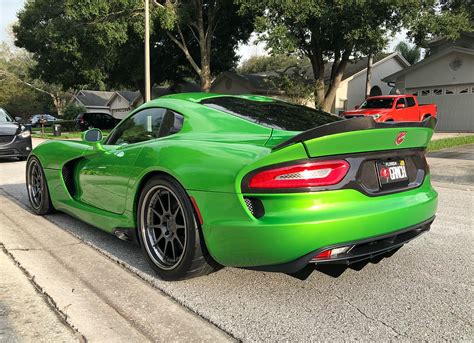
(248, 160), (350, 189)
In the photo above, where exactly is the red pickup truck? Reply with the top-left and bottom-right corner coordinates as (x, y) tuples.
(343, 95), (437, 122)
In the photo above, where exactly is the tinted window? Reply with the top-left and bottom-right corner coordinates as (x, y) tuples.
(200, 96), (341, 131)
(360, 98), (394, 109)
(0, 108), (13, 122)
(158, 110), (184, 137)
(107, 108), (166, 145)
(406, 97), (416, 107)
(396, 98), (406, 107)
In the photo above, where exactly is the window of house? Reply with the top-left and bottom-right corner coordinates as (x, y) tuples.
(458, 87), (469, 94)
(421, 89), (431, 96)
(433, 89), (443, 96)
(445, 88), (455, 95)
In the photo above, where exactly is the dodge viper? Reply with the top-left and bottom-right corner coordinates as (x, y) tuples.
(26, 93), (438, 280)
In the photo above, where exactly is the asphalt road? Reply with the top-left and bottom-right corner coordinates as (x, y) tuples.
(0, 141), (473, 341)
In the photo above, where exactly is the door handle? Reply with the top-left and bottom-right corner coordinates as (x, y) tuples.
(114, 151), (125, 157)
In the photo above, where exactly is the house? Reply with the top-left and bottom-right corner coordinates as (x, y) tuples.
(107, 91), (140, 119)
(211, 72), (284, 96)
(72, 90), (115, 115)
(211, 52), (410, 114)
(383, 32), (474, 132)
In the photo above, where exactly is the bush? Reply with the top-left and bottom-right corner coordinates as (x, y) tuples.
(62, 103), (86, 120)
(55, 120), (77, 132)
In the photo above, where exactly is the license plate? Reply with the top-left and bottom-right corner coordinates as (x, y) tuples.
(376, 159), (409, 187)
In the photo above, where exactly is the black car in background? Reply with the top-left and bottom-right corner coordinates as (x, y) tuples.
(75, 112), (120, 131)
(0, 107), (32, 160)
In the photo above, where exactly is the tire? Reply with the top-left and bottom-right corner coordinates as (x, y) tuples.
(26, 156), (54, 215)
(137, 175), (218, 281)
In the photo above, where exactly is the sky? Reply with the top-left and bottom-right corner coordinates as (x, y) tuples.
(0, 0), (25, 43)
(1, 0), (406, 63)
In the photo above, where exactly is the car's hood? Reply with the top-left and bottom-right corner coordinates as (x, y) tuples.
(0, 122), (20, 135)
(343, 108), (392, 116)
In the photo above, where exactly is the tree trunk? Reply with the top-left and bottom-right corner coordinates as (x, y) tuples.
(365, 52), (373, 98)
(321, 49), (352, 112)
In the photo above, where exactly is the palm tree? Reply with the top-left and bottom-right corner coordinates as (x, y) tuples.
(395, 41), (421, 65)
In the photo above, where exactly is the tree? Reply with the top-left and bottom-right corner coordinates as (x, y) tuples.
(237, 0), (471, 112)
(155, 0), (257, 91)
(395, 41), (421, 65)
(270, 65), (314, 106)
(0, 42), (65, 117)
(13, 0), (196, 98)
(238, 54), (307, 74)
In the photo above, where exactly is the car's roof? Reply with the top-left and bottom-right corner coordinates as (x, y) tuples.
(156, 92), (272, 104)
(367, 95), (412, 99)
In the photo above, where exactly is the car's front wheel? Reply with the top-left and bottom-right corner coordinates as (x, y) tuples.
(137, 175), (218, 281)
(26, 156), (54, 215)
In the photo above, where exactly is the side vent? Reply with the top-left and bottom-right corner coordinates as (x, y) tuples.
(62, 161), (77, 197)
(244, 197), (265, 219)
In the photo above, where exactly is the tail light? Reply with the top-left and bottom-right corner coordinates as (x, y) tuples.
(248, 160), (350, 189)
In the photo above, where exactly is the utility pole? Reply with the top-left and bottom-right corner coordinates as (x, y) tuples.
(144, 0), (151, 102)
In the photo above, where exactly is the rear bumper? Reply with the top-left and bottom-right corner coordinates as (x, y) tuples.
(0, 136), (32, 158)
(191, 176), (438, 269)
(253, 217), (433, 273)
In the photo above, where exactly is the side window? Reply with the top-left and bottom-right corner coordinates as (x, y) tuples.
(107, 108), (166, 145)
(406, 97), (416, 107)
(158, 110), (184, 137)
(396, 98), (406, 107)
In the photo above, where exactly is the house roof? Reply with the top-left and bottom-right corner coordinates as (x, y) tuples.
(211, 71), (283, 95)
(213, 52), (408, 94)
(382, 46), (474, 83)
(75, 90), (115, 107)
(117, 91), (140, 103)
(259, 52), (409, 82)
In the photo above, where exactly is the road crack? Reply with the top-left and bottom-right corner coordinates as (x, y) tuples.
(333, 294), (414, 340)
(0, 243), (87, 342)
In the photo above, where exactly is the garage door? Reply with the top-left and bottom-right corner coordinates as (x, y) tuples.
(408, 85), (474, 132)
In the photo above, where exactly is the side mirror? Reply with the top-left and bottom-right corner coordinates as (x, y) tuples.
(354, 105), (360, 109)
(15, 116), (23, 123)
(82, 128), (103, 143)
(396, 103), (406, 109)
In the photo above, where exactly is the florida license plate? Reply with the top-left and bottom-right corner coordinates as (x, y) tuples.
(376, 159), (409, 187)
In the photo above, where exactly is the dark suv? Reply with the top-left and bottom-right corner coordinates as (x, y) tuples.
(75, 112), (120, 131)
(0, 107), (32, 160)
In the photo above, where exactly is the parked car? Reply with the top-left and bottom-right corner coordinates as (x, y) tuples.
(26, 94), (437, 281)
(343, 95), (437, 122)
(75, 112), (120, 131)
(30, 114), (59, 128)
(0, 107), (32, 160)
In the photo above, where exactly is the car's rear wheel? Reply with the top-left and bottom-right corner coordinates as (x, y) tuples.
(26, 157), (54, 215)
(137, 175), (217, 281)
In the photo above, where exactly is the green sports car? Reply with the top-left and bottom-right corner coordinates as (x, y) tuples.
(26, 93), (438, 280)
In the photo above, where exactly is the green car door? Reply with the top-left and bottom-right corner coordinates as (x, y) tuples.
(76, 107), (180, 214)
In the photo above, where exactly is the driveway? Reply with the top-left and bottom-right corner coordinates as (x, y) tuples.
(0, 139), (472, 341)
(428, 144), (474, 186)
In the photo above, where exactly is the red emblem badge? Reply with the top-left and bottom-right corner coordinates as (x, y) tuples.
(380, 167), (390, 179)
(395, 131), (407, 145)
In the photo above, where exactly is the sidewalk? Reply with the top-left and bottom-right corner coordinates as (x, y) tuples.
(0, 248), (79, 342)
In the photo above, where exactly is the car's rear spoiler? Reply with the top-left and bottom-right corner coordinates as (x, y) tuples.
(273, 116), (437, 151)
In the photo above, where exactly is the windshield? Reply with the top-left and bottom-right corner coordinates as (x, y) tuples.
(360, 98), (394, 109)
(200, 96), (342, 132)
(0, 108), (14, 123)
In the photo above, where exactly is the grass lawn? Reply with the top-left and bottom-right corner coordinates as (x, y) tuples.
(32, 130), (110, 140)
(427, 135), (474, 151)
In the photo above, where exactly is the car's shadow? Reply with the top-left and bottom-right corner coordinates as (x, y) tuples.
(0, 182), (395, 282)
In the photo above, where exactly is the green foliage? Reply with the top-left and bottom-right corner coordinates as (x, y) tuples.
(0, 43), (54, 118)
(55, 120), (77, 131)
(269, 66), (314, 106)
(395, 41), (421, 65)
(238, 55), (307, 74)
(237, 0), (472, 111)
(428, 135), (474, 151)
(62, 103), (86, 120)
